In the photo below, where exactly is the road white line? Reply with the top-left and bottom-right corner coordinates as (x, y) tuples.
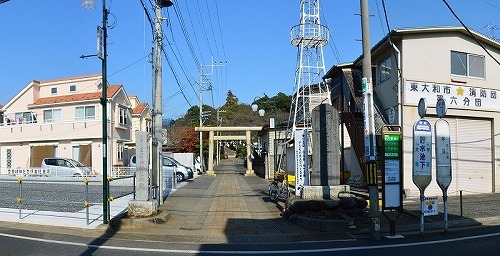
(1, 231), (500, 254)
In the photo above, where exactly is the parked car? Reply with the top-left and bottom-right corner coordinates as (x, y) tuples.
(194, 157), (202, 175)
(163, 156), (194, 182)
(129, 155), (194, 182)
(41, 158), (90, 177)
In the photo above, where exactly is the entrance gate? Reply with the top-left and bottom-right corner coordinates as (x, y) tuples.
(195, 127), (262, 176)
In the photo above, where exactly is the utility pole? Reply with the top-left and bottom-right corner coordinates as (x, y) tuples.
(216, 108), (226, 165)
(151, 2), (163, 205)
(198, 58), (227, 171)
(361, 0), (381, 240)
(152, 0), (173, 205)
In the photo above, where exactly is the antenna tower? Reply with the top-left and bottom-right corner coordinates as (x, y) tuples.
(287, 0), (330, 140)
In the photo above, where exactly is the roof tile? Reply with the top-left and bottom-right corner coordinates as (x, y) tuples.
(133, 103), (148, 115)
(31, 85), (122, 105)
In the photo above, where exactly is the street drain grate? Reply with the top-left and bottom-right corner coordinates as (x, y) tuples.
(255, 225), (280, 229)
(180, 226), (203, 231)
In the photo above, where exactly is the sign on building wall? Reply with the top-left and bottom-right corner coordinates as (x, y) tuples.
(405, 80), (500, 111)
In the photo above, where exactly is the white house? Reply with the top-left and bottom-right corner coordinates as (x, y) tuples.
(0, 74), (138, 174)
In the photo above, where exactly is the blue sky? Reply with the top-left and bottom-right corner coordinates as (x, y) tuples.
(0, 0), (499, 119)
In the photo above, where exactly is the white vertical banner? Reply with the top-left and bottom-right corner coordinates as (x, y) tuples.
(295, 129), (309, 197)
(362, 77), (377, 161)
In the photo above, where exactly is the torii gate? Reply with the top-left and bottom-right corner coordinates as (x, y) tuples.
(194, 126), (262, 176)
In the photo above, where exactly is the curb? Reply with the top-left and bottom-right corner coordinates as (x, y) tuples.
(290, 213), (349, 233)
(109, 210), (171, 230)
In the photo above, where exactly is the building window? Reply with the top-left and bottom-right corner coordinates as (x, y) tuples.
(15, 111), (36, 124)
(451, 51), (485, 79)
(75, 106), (96, 120)
(378, 55), (392, 84)
(117, 143), (124, 160)
(51, 87), (57, 94)
(43, 109), (61, 123)
(70, 85), (77, 92)
(119, 107), (128, 126)
(72, 145), (80, 161)
(146, 120), (152, 133)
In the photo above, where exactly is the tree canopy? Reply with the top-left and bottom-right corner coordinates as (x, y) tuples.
(164, 91), (292, 155)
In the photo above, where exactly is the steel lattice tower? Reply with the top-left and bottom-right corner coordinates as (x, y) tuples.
(287, 0), (330, 141)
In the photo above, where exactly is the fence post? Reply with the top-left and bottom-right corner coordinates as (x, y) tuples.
(84, 178), (89, 225)
(17, 178), (22, 219)
(460, 190), (464, 219)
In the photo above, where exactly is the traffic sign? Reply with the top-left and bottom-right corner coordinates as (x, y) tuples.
(435, 119), (452, 191)
(418, 98), (427, 118)
(412, 119), (432, 192)
(436, 98), (447, 118)
(97, 26), (104, 60)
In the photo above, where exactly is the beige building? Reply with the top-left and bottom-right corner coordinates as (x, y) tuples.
(325, 26), (500, 196)
(125, 95), (152, 164)
(0, 74), (151, 174)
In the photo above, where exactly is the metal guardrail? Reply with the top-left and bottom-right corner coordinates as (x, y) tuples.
(0, 174), (136, 225)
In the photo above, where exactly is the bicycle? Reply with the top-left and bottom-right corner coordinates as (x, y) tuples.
(268, 171), (289, 201)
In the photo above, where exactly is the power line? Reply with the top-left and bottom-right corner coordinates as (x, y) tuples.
(214, 0), (227, 62)
(194, 0), (215, 59)
(204, 0), (221, 61)
(442, 0), (500, 67)
(163, 39), (199, 97)
(319, 1), (342, 63)
(480, 0), (500, 10)
(381, 0), (392, 34)
(375, 0), (387, 35)
(139, 0), (154, 35)
(173, 3), (201, 68)
(183, 0), (206, 66)
(161, 46), (193, 108)
(109, 54), (150, 77)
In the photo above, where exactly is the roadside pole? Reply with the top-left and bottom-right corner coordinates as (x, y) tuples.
(435, 98), (452, 232)
(413, 98), (433, 234)
(360, 0), (381, 240)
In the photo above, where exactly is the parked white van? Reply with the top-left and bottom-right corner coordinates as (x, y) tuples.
(41, 158), (90, 177)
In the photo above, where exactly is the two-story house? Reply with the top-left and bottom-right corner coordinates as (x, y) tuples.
(325, 26), (500, 196)
(124, 95), (152, 165)
(0, 74), (135, 174)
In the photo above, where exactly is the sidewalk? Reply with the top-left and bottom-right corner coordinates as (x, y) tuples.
(113, 158), (352, 243)
(114, 158), (500, 242)
(1, 158), (500, 243)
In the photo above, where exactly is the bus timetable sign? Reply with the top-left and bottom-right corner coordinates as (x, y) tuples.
(383, 129), (402, 210)
(384, 134), (400, 158)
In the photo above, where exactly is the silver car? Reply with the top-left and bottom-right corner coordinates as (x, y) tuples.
(41, 158), (90, 177)
(162, 156), (194, 182)
(129, 155), (194, 182)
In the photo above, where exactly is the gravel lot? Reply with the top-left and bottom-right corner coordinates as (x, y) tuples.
(0, 180), (134, 212)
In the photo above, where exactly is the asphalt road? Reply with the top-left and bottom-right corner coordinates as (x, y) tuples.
(1, 222), (500, 255)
